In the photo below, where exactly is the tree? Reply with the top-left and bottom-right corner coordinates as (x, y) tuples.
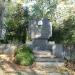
(63, 15), (75, 44)
(5, 3), (29, 43)
(31, 0), (57, 19)
(49, 0), (75, 43)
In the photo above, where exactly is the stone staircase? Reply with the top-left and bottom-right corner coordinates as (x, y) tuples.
(0, 49), (70, 75)
(33, 50), (64, 63)
(32, 50), (69, 75)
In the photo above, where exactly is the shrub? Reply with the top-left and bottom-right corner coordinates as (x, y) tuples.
(15, 45), (34, 66)
(5, 4), (29, 43)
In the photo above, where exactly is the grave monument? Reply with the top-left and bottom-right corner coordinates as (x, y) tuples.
(29, 18), (52, 50)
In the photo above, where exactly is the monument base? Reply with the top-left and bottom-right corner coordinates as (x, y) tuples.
(32, 38), (49, 50)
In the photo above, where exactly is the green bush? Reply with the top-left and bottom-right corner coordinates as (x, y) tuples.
(15, 45), (34, 66)
(5, 4), (29, 43)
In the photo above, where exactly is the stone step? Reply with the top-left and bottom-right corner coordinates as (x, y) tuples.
(35, 57), (64, 62)
(47, 72), (69, 75)
(5, 71), (70, 75)
(33, 50), (51, 54)
(33, 61), (66, 74)
(35, 61), (64, 67)
(34, 53), (55, 58)
(35, 57), (64, 67)
(33, 50), (55, 58)
(5, 72), (35, 75)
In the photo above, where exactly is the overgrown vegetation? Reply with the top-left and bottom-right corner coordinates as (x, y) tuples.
(63, 15), (75, 44)
(0, 0), (75, 68)
(32, 0), (57, 19)
(4, 3), (29, 44)
(50, 15), (75, 44)
(15, 45), (34, 66)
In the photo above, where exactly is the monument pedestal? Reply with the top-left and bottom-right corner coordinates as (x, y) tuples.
(30, 18), (52, 50)
(32, 38), (49, 50)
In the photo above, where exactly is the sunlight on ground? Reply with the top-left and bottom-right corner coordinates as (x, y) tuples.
(0, 54), (74, 75)
(0, 54), (33, 73)
(59, 66), (75, 75)
(0, 54), (10, 61)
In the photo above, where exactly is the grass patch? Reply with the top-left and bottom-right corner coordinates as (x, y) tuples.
(15, 45), (34, 66)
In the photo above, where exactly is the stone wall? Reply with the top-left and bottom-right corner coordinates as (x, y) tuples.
(0, 42), (74, 59)
(49, 43), (75, 59)
(0, 44), (17, 54)
(63, 44), (75, 60)
(48, 42), (64, 58)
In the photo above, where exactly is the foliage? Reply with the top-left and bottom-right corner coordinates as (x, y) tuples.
(5, 3), (29, 43)
(50, 15), (75, 44)
(49, 26), (64, 43)
(1, 0), (75, 44)
(63, 15), (75, 44)
(15, 45), (34, 66)
(31, 0), (57, 19)
(49, 0), (75, 43)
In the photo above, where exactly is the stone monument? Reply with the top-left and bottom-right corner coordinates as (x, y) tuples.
(30, 18), (52, 50)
